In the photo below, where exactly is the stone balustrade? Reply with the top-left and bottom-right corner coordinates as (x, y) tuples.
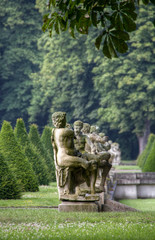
(114, 172), (155, 199)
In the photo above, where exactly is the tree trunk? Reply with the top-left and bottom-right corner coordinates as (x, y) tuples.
(136, 119), (150, 155)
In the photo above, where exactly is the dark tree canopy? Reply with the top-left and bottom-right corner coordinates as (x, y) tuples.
(43, 0), (154, 58)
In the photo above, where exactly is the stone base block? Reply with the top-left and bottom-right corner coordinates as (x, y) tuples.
(114, 185), (137, 199)
(58, 201), (98, 212)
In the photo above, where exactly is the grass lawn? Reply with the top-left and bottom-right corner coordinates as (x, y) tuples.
(0, 209), (155, 240)
(114, 165), (141, 171)
(0, 182), (60, 207)
(119, 199), (155, 211)
(0, 183), (155, 239)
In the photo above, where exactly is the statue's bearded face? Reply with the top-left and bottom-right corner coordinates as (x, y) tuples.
(52, 112), (66, 128)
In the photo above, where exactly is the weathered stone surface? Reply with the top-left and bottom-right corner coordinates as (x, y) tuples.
(114, 173), (137, 180)
(103, 199), (138, 212)
(114, 172), (155, 199)
(58, 201), (98, 212)
(117, 179), (140, 185)
(60, 194), (99, 201)
(137, 185), (155, 198)
(136, 172), (155, 179)
(97, 192), (105, 212)
(114, 185), (137, 199)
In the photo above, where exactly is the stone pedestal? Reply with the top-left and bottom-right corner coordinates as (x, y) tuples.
(58, 201), (98, 212)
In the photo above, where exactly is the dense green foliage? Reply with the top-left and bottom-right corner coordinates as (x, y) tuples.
(28, 30), (99, 126)
(0, 152), (21, 199)
(92, 4), (155, 154)
(29, 124), (52, 183)
(143, 139), (155, 172)
(43, 0), (154, 58)
(0, 121), (39, 192)
(41, 126), (56, 181)
(137, 134), (155, 168)
(0, 1), (154, 160)
(0, 0), (42, 126)
(28, 3), (154, 159)
(14, 118), (50, 185)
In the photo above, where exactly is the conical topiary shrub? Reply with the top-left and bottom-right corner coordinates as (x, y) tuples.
(0, 152), (21, 199)
(41, 126), (56, 181)
(143, 140), (155, 172)
(14, 118), (50, 185)
(0, 121), (39, 192)
(29, 124), (52, 183)
(137, 134), (155, 169)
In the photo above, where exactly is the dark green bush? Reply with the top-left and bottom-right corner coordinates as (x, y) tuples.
(0, 152), (21, 199)
(0, 121), (39, 192)
(29, 124), (51, 183)
(143, 140), (155, 172)
(137, 134), (155, 169)
(41, 126), (56, 181)
(14, 118), (50, 185)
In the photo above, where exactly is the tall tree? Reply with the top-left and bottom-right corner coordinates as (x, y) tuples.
(28, 30), (100, 127)
(0, 0), (42, 126)
(92, 4), (155, 155)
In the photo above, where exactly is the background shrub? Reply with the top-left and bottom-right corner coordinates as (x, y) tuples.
(41, 126), (56, 181)
(29, 124), (53, 182)
(14, 119), (50, 185)
(143, 139), (155, 172)
(0, 121), (39, 192)
(137, 134), (155, 169)
(0, 152), (21, 199)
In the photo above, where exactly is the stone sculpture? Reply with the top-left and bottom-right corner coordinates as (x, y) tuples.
(51, 112), (98, 201)
(51, 112), (113, 211)
(74, 120), (112, 192)
(109, 142), (121, 166)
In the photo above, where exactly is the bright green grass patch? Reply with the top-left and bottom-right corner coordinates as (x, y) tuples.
(119, 199), (155, 211)
(114, 165), (141, 170)
(120, 160), (137, 165)
(0, 209), (155, 240)
(0, 182), (60, 207)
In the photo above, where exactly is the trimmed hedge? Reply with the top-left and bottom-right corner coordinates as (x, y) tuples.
(29, 124), (51, 183)
(14, 118), (50, 185)
(0, 152), (21, 199)
(0, 121), (39, 192)
(137, 134), (155, 169)
(41, 126), (56, 181)
(143, 140), (155, 172)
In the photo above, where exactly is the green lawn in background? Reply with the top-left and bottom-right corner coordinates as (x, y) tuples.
(114, 165), (141, 171)
(0, 182), (60, 207)
(120, 160), (137, 165)
(119, 199), (155, 211)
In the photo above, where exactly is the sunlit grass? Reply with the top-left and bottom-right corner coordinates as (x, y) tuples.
(0, 210), (155, 240)
(119, 199), (155, 211)
(0, 182), (60, 207)
(114, 165), (141, 170)
(0, 183), (155, 239)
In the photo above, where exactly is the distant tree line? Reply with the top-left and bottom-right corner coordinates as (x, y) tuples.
(0, 0), (154, 159)
(0, 119), (55, 199)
